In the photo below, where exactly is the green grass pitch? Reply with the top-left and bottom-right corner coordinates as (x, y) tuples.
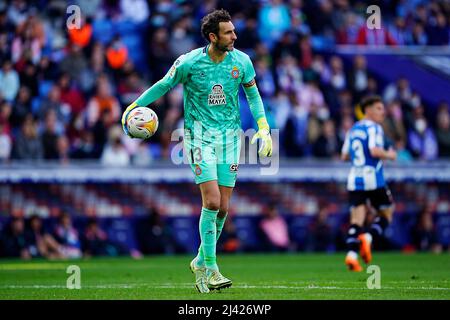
(0, 253), (449, 300)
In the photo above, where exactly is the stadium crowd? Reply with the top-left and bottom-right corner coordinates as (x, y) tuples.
(0, 0), (449, 164)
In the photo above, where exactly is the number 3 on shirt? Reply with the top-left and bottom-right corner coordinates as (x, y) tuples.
(352, 140), (366, 166)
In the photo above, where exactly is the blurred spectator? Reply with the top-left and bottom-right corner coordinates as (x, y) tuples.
(383, 77), (412, 105)
(283, 95), (308, 157)
(10, 85), (32, 128)
(58, 73), (86, 117)
(234, 18), (260, 50)
(120, 0), (150, 24)
(304, 0), (333, 36)
(254, 58), (275, 99)
(394, 138), (413, 163)
(0, 217), (31, 259)
(410, 22), (428, 45)
(389, 17), (409, 45)
(0, 9), (15, 35)
(92, 108), (115, 156)
(0, 121), (12, 162)
(53, 212), (82, 259)
(0, 31), (11, 62)
(258, 0), (291, 49)
(18, 60), (38, 97)
(100, 125), (130, 166)
(56, 135), (71, 164)
(76, 0), (102, 18)
(117, 71), (146, 107)
(297, 75), (325, 113)
(356, 25), (397, 46)
(307, 103), (324, 147)
(136, 206), (182, 255)
(383, 100), (407, 145)
(38, 85), (71, 129)
(82, 218), (129, 257)
(86, 76), (120, 127)
(436, 107), (450, 158)
(0, 60), (20, 102)
(297, 35), (313, 69)
(67, 16), (92, 49)
(407, 110), (438, 161)
(272, 31), (299, 66)
(259, 203), (292, 252)
(147, 27), (172, 82)
(40, 110), (61, 160)
(0, 101), (12, 130)
(106, 35), (128, 70)
(425, 13), (449, 45)
(276, 54), (302, 93)
(411, 205), (442, 253)
(335, 11), (361, 44)
(79, 41), (105, 93)
(328, 56), (346, 92)
(348, 55), (369, 102)
(312, 119), (341, 159)
(11, 114), (43, 160)
(59, 43), (88, 82)
(11, 15), (43, 65)
(270, 89), (291, 131)
(306, 205), (333, 252)
(168, 16), (196, 58)
(132, 140), (153, 166)
(26, 214), (64, 259)
(71, 131), (99, 159)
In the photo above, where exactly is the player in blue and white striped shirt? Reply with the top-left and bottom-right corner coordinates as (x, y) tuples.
(341, 96), (397, 272)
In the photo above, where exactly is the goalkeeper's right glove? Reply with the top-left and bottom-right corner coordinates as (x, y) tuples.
(251, 118), (272, 157)
(121, 102), (138, 136)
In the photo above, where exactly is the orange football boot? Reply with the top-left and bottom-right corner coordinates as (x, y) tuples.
(345, 255), (363, 272)
(358, 233), (372, 264)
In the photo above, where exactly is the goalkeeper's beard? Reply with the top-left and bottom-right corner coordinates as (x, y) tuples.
(213, 41), (234, 52)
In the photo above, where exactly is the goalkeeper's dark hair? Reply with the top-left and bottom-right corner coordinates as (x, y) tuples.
(360, 95), (383, 114)
(201, 9), (232, 42)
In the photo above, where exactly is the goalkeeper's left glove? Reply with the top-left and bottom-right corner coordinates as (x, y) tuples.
(251, 118), (272, 157)
(121, 102), (138, 136)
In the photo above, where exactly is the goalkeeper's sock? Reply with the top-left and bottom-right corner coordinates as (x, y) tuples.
(195, 212), (227, 268)
(368, 216), (389, 244)
(346, 224), (362, 255)
(215, 212), (227, 241)
(199, 207), (219, 271)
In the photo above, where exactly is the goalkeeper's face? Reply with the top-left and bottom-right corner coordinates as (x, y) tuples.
(213, 21), (237, 52)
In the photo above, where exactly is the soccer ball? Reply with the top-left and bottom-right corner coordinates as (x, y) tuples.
(126, 107), (159, 139)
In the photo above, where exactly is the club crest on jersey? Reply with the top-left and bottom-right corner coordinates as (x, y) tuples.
(208, 84), (227, 106)
(195, 164), (202, 176)
(231, 66), (239, 79)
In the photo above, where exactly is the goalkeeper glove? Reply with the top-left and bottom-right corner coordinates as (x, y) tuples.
(121, 102), (138, 136)
(251, 118), (272, 157)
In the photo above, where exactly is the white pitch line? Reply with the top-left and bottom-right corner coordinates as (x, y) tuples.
(0, 284), (449, 291)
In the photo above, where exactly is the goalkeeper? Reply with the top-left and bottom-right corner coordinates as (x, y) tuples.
(121, 9), (272, 293)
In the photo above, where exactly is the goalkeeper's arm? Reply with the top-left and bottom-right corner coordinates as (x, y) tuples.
(122, 55), (186, 136)
(243, 79), (272, 157)
(121, 80), (171, 136)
